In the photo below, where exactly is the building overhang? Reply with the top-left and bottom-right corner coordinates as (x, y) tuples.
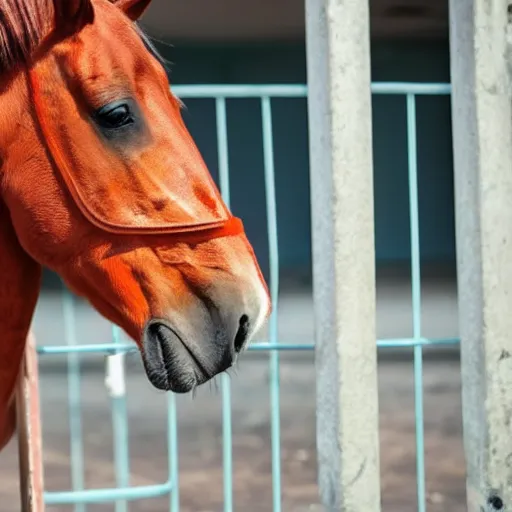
(140, 0), (448, 42)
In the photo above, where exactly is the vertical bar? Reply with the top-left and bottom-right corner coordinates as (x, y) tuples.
(216, 97), (231, 206)
(16, 331), (45, 512)
(62, 288), (86, 512)
(168, 393), (179, 512)
(406, 94), (426, 512)
(305, 0), (382, 510)
(109, 326), (130, 512)
(449, 0), (512, 510)
(215, 96), (234, 512)
(261, 96), (281, 511)
(220, 374), (232, 512)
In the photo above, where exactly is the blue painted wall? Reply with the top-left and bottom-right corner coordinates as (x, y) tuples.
(41, 39), (456, 288)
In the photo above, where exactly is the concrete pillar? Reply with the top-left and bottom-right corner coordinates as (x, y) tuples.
(449, 0), (512, 510)
(305, 0), (381, 510)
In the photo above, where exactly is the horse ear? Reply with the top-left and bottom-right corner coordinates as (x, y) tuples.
(53, 0), (94, 33)
(111, 0), (152, 21)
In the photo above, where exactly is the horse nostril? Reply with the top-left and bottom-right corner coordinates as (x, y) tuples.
(234, 314), (250, 353)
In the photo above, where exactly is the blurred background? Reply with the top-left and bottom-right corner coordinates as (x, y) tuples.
(0, 0), (465, 510)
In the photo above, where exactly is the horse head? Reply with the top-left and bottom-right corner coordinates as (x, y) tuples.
(0, 0), (270, 413)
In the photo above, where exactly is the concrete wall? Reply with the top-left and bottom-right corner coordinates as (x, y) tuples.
(42, 38), (455, 288)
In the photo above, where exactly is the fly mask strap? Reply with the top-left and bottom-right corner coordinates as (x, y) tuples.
(27, 67), (245, 242)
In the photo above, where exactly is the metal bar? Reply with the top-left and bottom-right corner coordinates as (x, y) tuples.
(174, 84), (308, 98)
(261, 95), (282, 512)
(16, 331), (45, 512)
(305, 0), (381, 510)
(37, 337), (460, 356)
(38, 344), (137, 355)
(172, 82), (451, 99)
(406, 93), (426, 512)
(220, 279), (234, 511)
(108, 326), (130, 512)
(371, 82), (451, 95)
(215, 96), (234, 512)
(62, 289), (86, 512)
(168, 392), (179, 512)
(216, 97), (231, 206)
(44, 482), (173, 505)
(449, 0), (512, 509)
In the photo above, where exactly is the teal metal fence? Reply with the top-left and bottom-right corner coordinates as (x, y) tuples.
(35, 82), (459, 511)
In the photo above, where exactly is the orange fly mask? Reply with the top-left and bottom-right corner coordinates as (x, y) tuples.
(28, 6), (244, 240)
(29, 58), (245, 239)
(0, 0), (270, 450)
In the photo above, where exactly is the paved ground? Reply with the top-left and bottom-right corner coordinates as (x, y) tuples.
(0, 270), (467, 511)
(0, 356), (467, 512)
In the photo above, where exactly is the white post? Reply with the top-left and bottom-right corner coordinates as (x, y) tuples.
(449, 0), (512, 510)
(305, 0), (381, 510)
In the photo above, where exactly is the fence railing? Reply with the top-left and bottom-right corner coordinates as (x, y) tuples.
(33, 81), (458, 512)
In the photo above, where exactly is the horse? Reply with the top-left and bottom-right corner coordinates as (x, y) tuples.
(0, 0), (270, 451)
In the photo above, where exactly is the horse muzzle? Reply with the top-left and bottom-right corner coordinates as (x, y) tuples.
(141, 315), (250, 393)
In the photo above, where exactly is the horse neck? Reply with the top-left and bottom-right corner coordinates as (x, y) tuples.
(0, 69), (33, 163)
(0, 69), (42, 405)
(0, 196), (41, 450)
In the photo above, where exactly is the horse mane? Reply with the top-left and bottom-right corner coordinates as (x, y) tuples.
(0, 0), (52, 75)
(0, 0), (170, 78)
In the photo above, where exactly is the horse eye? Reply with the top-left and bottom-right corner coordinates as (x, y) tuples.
(95, 102), (134, 129)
